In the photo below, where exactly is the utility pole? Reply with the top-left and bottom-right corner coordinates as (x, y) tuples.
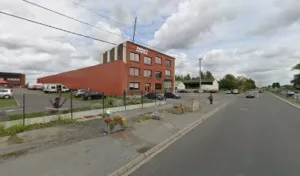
(132, 17), (137, 42)
(199, 58), (203, 107)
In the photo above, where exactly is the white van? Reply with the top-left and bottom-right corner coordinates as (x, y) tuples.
(27, 83), (44, 90)
(43, 84), (69, 93)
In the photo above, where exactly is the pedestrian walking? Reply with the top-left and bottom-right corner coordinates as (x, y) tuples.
(208, 93), (213, 104)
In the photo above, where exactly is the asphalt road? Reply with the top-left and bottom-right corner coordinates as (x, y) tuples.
(130, 93), (300, 176)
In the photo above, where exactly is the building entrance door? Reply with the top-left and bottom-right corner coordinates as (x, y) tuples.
(145, 83), (150, 93)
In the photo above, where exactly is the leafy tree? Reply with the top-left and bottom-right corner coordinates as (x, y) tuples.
(205, 71), (214, 80)
(272, 82), (280, 88)
(184, 74), (191, 80)
(219, 74), (239, 90)
(291, 64), (300, 89)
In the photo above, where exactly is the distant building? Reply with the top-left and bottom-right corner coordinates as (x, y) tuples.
(0, 72), (26, 88)
(38, 41), (175, 96)
(183, 79), (219, 92)
(175, 81), (185, 90)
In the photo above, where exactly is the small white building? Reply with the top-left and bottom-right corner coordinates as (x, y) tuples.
(183, 79), (219, 92)
(175, 81), (186, 90)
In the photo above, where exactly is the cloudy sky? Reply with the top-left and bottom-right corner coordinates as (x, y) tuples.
(0, 0), (299, 86)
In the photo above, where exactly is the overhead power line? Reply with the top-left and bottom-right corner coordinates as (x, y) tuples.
(0, 11), (118, 45)
(62, 0), (187, 58)
(66, 0), (133, 27)
(21, 0), (130, 40)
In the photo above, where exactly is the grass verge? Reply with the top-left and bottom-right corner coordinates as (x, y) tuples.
(0, 99), (18, 108)
(0, 118), (77, 137)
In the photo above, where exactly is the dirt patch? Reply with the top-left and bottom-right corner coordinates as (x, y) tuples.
(136, 146), (152, 153)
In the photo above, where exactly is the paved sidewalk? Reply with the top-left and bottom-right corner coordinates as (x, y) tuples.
(0, 94), (234, 176)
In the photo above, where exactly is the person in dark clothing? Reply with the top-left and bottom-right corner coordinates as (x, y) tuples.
(208, 93), (213, 104)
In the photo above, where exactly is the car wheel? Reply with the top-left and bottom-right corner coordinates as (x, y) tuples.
(4, 95), (10, 99)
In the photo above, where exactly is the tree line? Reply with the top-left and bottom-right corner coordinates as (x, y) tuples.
(268, 63), (300, 89)
(175, 71), (214, 81)
(219, 74), (256, 91)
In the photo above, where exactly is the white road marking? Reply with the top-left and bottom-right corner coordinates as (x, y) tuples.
(268, 92), (300, 109)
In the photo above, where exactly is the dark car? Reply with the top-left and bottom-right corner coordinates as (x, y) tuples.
(258, 90), (264, 93)
(73, 89), (88, 98)
(82, 91), (106, 100)
(164, 92), (181, 99)
(246, 92), (255, 98)
(144, 93), (164, 100)
(178, 90), (188, 93)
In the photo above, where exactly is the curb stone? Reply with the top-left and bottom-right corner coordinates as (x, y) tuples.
(107, 99), (232, 176)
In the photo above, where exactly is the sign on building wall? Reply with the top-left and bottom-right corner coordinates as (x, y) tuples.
(136, 47), (148, 55)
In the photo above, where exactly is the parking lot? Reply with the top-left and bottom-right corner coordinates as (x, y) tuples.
(2, 88), (91, 115)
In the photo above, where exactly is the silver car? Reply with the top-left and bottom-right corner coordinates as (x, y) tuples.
(73, 89), (88, 98)
(0, 89), (14, 99)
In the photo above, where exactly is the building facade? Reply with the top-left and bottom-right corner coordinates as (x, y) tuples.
(0, 72), (26, 88)
(183, 79), (219, 92)
(175, 81), (186, 90)
(38, 41), (175, 96)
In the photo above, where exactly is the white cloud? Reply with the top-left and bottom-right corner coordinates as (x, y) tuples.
(0, 0), (126, 83)
(0, 0), (299, 87)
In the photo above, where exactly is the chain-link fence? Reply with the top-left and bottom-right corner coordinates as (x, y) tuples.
(0, 89), (168, 126)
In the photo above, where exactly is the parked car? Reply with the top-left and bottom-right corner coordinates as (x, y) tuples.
(258, 90), (263, 93)
(73, 89), (88, 98)
(27, 83), (44, 90)
(144, 93), (164, 100)
(43, 84), (69, 93)
(225, 90), (232, 94)
(178, 90), (188, 93)
(82, 91), (106, 100)
(246, 91), (255, 98)
(164, 92), (181, 99)
(232, 89), (239, 94)
(0, 88), (14, 99)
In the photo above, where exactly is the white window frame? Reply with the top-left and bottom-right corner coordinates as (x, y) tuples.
(155, 57), (162, 64)
(144, 56), (152, 65)
(165, 70), (171, 76)
(130, 52), (140, 62)
(144, 70), (152, 77)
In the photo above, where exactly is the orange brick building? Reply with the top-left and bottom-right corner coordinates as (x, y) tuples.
(38, 41), (175, 96)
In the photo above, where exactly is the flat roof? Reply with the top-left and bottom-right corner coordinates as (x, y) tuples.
(183, 79), (215, 84)
(0, 72), (24, 76)
(126, 41), (176, 59)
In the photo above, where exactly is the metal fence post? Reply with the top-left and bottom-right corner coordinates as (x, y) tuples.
(141, 90), (144, 108)
(124, 90), (127, 111)
(102, 92), (105, 115)
(22, 93), (25, 126)
(70, 91), (73, 120)
(154, 90), (157, 106)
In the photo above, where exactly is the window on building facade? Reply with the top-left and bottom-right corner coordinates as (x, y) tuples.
(130, 52), (140, 62)
(129, 82), (140, 90)
(0, 78), (3, 80)
(166, 60), (171, 67)
(110, 48), (115, 61)
(155, 71), (162, 78)
(155, 57), (162, 64)
(164, 81), (172, 89)
(165, 70), (171, 76)
(144, 56), (152, 65)
(130, 67), (140, 76)
(155, 83), (162, 90)
(144, 70), (152, 77)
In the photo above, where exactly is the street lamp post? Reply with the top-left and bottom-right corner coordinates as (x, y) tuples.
(199, 58), (203, 107)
